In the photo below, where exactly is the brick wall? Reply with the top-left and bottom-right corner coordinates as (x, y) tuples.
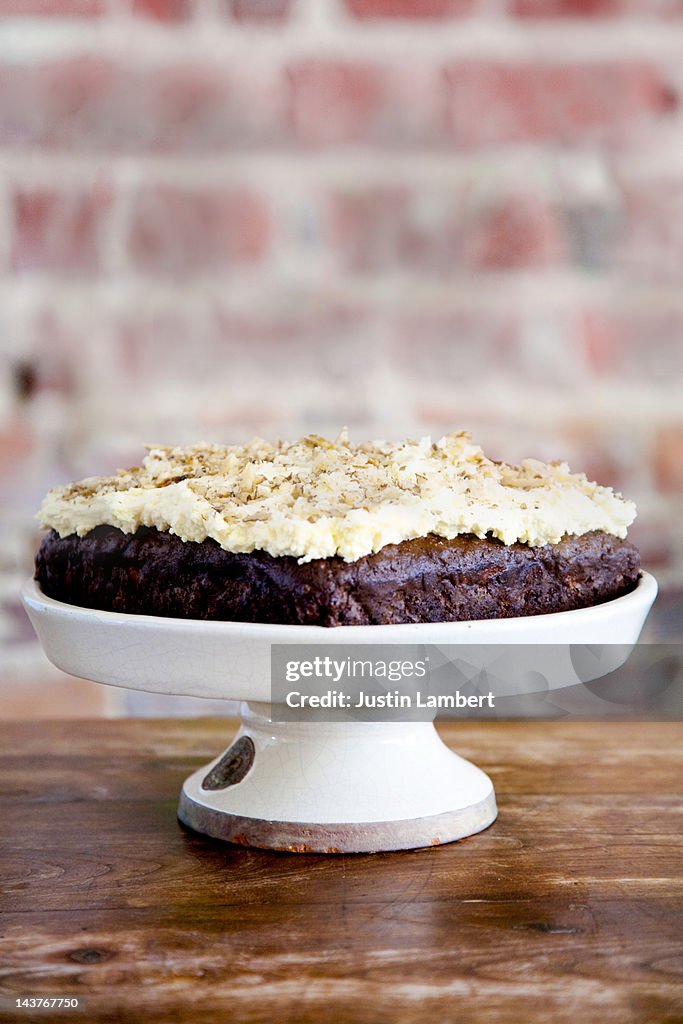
(1, 0), (682, 716)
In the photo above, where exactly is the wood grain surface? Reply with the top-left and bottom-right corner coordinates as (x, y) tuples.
(0, 719), (681, 1024)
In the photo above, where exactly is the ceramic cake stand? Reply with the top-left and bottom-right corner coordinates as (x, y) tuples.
(22, 573), (657, 854)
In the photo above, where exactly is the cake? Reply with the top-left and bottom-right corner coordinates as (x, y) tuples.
(34, 431), (640, 626)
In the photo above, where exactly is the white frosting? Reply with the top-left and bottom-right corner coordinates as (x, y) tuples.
(37, 431), (637, 562)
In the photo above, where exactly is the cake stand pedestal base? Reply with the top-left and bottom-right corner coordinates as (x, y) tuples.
(177, 702), (497, 853)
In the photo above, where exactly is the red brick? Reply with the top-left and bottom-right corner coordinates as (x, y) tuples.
(115, 308), (210, 385)
(145, 64), (286, 151)
(214, 301), (374, 358)
(393, 310), (517, 380)
(399, 308), (590, 392)
(0, 425), (34, 481)
(288, 62), (389, 148)
(288, 60), (438, 147)
(0, 57), (118, 148)
(581, 310), (620, 375)
(327, 187), (461, 273)
(140, 65), (234, 151)
(443, 61), (677, 146)
(654, 427), (683, 493)
(0, 0), (104, 14)
(132, 0), (191, 20)
(0, 59), (283, 151)
(11, 183), (113, 274)
(109, 302), (374, 429)
(626, 515), (678, 570)
(564, 420), (642, 492)
(463, 194), (566, 270)
(565, 198), (621, 271)
(582, 307), (683, 383)
(579, 448), (631, 492)
(511, 0), (629, 16)
(514, 0), (683, 13)
(128, 186), (270, 276)
(227, 0), (291, 20)
(345, 0), (478, 17)
(619, 178), (683, 283)
(209, 304), (375, 422)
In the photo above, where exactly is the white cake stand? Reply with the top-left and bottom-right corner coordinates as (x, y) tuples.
(22, 573), (657, 854)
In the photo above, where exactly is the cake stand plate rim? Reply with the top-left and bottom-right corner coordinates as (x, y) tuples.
(20, 574), (658, 703)
(21, 571), (658, 638)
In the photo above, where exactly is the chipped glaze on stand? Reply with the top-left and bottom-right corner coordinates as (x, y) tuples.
(22, 574), (657, 854)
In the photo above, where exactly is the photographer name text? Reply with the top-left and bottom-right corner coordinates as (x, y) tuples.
(285, 689), (495, 709)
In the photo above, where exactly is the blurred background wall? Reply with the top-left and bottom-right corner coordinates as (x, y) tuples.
(1, 0), (682, 717)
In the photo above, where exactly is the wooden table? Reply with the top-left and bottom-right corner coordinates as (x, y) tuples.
(1, 720), (681, 1024)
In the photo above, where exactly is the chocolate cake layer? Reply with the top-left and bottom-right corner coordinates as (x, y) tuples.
(35, 526), (641, 626)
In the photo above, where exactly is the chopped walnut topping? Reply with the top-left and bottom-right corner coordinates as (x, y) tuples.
(37, 430), (637, 562)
